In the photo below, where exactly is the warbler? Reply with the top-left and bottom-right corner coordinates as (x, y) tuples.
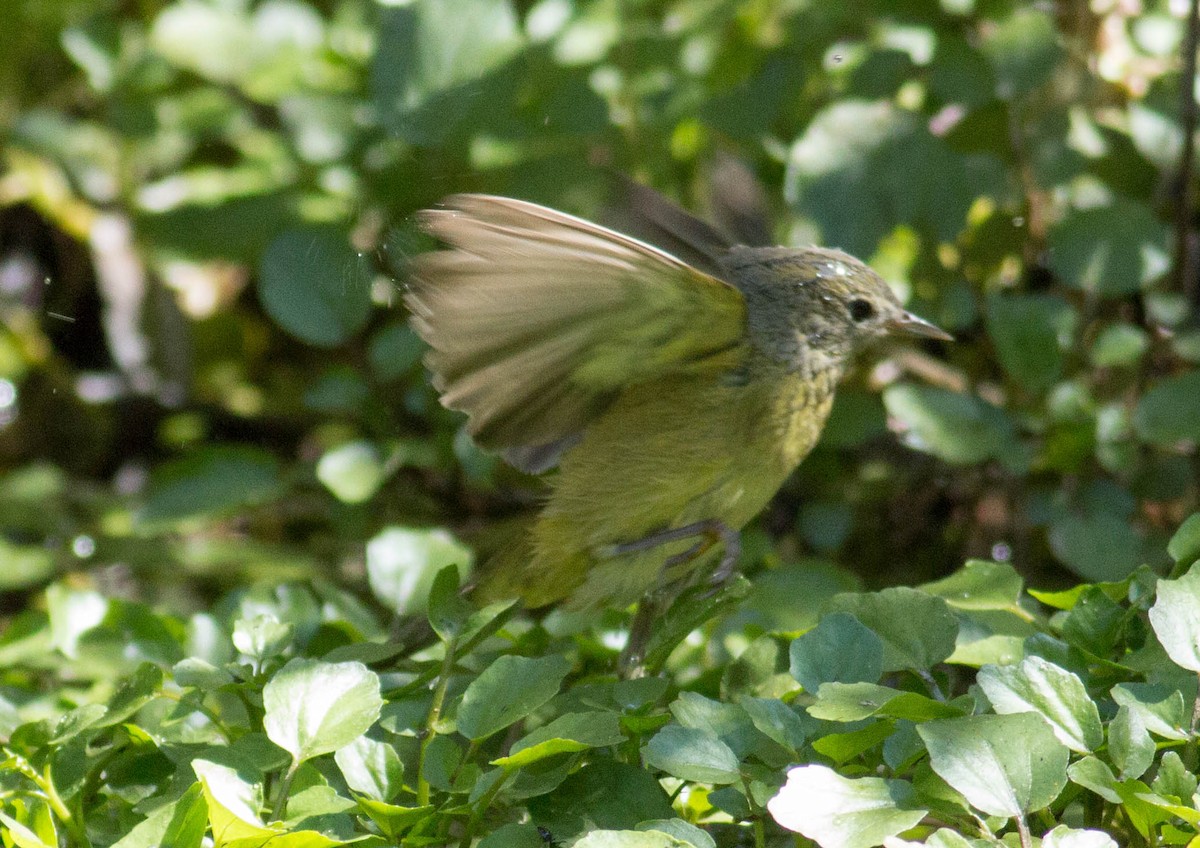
(406, 181), (949, 614)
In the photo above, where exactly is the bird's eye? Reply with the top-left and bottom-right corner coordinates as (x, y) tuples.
(848, 298), (875, 322)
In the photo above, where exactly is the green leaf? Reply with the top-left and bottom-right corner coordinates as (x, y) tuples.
(1048, 508), (1146, 583)
(1067, 756), (1122, 803)
(824, 588), (959, 672)
(1168, 513), (1200, 564)
(1108, 705), (1155, 780)
(920, 560), (1025, 612)
(366, 526), (474, 615)
(917, 713), (1069, 817)
(573, 831), (691, 848)
(811, 720), (896, 764)
(262, 658), (383, 763)
(1152, 750), (1197, 800)
(766, 764), (927, 848)
(1047, 200), (1170, 297)
(1090, 323), (1149, 368)
(976, 656), (1102, 752)
(334, 735), (403, 802)
(985, 294), (1073, 393)
(882, 384), (1020, 466)
(1041, 825), (1119, 848)
(139, 446), (281, 524)
(789, 612), (884, 692)
(636, 820), (715, 848)
(669, 692), (759, 757)
(740, 698), (810, 752)
(372, 0), (523, 146)
(456, 654), (572, 741)
(642, 725), (740, 784)
(981, 9), (1064, 97)
(1136, 371), (1200, 447)
(493, 711), (624, 768)
(808, 682), (962, 722)
(527, 758), (674, 836)
(193, 758), (272, 841)
(316, 441), (387, 504)
(1110, 683), (1189, 740)
(426, 564), (472, 642)
(1148, 564), (1200, 671)
(258, 226), (372, 347)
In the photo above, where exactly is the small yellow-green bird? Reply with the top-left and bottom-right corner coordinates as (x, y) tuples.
(406, 181), (949, 615)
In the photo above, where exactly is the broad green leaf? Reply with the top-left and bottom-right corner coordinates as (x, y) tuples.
(642, 725), (740, 785)
(920, 560), (1025, 612)
(1067, 756), (1122, 802)
(918, 713), (1069, 817)
(1048, 200), (1170, 297)
(263, 658), (383, 763)
(316, 441), (387, 504)
(789, 612), (884, 692)
(825, 588), (959, 672)
(366, 526), (473, 615)
(527, 759), (674, 835)
(1108, 705), (1154, 780)
(426, 564), (472, 642)
(981, 8), (1064, 97)
(111, 783), (207, 848)
(812, 720), (896, 764)
(1041, 825), (1119, 848)
(139, 446), (281, 524)
(0, 812), (53, 848)
(573, 831), (690, 848)
(767, 764), (927, 848)
(1110, 683), (1189, 740)
(0, 539), (53, 590)
(356, 800), (434, 840)
(258, 226), (372, 347)
(985, 294), (1072, 393)
(1152, 750), (1198, 801)
(493, 711), (624, 768)
(740, 698), (810, 752)
(193, 758), (274, 842)
(809, 682), (962, 722)
(334, 735), (403, 802)
(1089, 323), (1149, 368)
(883, 384), (1020, 467)
(976, 656), (1102, 752)
(669, 693), (759, 757)
(636, 820), (715, 848)
(372, 0), (523, 146)
(1135, 371), (1200, 446)
(1048, 509), (1145, 583)
(477, 823), (545, 848)
(456, 654), (571, 741)
(1148, 564), (1200, 671)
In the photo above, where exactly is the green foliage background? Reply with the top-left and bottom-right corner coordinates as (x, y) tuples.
(3, 0), (1200, 845)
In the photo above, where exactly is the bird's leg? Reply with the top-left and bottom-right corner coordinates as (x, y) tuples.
(611, 519), (741, 675)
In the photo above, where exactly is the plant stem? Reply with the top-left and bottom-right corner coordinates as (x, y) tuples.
(1015, 814), (1033, 848)
(1191, 671), (1200, 734)
(417, 637), (458, 806)
(919, 669), (947, 702)
(271, 758), (299, 823)
(1172, 0), (1200, 299)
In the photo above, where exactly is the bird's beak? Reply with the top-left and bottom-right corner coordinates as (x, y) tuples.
(887, 311), (953, 341)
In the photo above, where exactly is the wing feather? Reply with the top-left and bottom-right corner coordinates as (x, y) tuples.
(406, 193), (747, 465)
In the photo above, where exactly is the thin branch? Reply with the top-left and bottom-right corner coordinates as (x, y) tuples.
(1171, 0), (1200, 298)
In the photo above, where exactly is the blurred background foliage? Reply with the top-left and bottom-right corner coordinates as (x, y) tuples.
(1, 0), (1198, 630)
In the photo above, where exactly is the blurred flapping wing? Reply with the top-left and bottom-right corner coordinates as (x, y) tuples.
(406, 194), (747, 469)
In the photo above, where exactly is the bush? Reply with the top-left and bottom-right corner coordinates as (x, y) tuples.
(2, 0), (1200, 844)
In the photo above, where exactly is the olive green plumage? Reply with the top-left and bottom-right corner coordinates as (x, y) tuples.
(405, 183), (949, 611)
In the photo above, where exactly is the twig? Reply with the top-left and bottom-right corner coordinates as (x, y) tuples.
(1172, 0), (1200, 299)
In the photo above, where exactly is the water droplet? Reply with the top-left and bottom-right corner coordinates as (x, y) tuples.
(991, 542), (1012, 562)
(73, 535), (96, 558)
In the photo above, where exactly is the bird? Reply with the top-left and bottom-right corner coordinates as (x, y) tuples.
(405, 179), (950, 623)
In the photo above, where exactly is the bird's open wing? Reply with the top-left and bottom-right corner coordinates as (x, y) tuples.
(406, 194), (747, 469)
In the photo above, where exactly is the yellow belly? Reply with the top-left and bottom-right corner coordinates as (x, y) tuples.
(479, 368), (837, 610)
